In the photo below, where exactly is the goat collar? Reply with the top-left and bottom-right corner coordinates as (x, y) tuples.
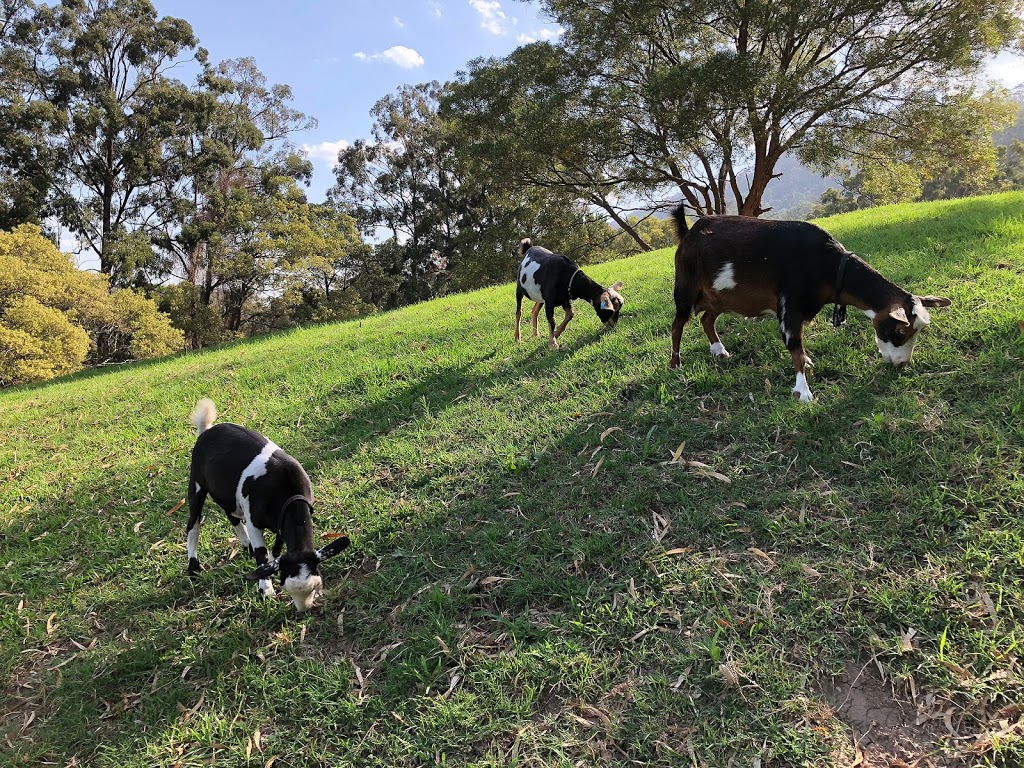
(832, 251), (851, 327)
(566, 268), (582, 300)
(272, 494), (312, 535)
(282, 494), (312, 517)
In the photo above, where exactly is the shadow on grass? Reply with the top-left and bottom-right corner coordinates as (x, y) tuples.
(4, 218), (1023, 763)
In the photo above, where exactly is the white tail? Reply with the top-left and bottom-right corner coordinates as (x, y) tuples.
(190, 398), (217, 435)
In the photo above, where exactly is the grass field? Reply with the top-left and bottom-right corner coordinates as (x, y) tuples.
(2, 192), (1023, 767)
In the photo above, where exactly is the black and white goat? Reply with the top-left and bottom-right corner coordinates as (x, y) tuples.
(185, 399), (349, 611)
(668, 209), (952, 402)
(515, 239), (624, 348)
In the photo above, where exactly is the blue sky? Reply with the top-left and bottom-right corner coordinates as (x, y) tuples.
(153, 0), (562, 202)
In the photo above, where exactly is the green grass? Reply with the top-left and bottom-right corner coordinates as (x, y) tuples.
(2, 192), (1023, 767)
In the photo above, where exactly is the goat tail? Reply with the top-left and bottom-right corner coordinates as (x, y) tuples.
(671, 205), (689, 238)
(519, 238), (532, 256)
(190, 398), (217, 436)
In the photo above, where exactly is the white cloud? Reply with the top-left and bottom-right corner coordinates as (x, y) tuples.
(517, 26), (564, 44)
(429, 1), (443, 17)
(470, 0), (508, 35)
(301, 139), (351, 164)
(353, 46), (425, 68)
(393, 15), (405, 28)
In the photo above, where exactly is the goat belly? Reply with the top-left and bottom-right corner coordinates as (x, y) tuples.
(698, 285), (779, 318)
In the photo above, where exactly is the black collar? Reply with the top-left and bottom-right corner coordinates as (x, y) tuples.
(832, 251), (851, 327)
(275, 494), (311, 532)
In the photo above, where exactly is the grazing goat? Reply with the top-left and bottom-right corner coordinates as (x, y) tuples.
(185, 399), (349, 611)
(668, 209), (951, 402)
(515, 239), (624, 348)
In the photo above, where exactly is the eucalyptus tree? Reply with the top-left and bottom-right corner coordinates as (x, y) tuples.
(22, 0), (206, 281)
(333, 80), (611, 304)
(467, 0), (1024, 217)
(0, 0), (56, 229)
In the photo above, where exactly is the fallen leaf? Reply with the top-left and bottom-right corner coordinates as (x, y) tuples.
(165, 499), (185, 517)
(253, 728), (262, 752)
(937, 658), (970, 680)
(600, 426), (621, 442)
(801, 564), (822, 579)
(899, 627), (917, 653)
(320, 532), (346, 540)
(579, 705), (612, 729)
(748, 548), (776, 568)
(663, 547), (691, 556)
(719, 663), (740, 686)
(591, 456), (605, 477)
(692, 469), (731, 483)
(477, 576), (514, 586)
(46, 613), (57, 635)
(133, 520), (143, 534)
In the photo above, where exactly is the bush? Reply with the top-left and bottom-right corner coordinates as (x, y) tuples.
(0, 297), (90, 386)
(0, 224), (183, 386)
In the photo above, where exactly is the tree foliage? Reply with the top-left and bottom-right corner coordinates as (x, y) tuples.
(451, 0), (1023, 219)
(0, 224), (182, 386)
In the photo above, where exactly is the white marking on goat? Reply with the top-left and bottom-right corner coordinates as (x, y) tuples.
(194, 482), (201, 494)
(779, 296), (791, 345)
(911, 299), (930, 329)
(235, 441), (280, 522)
(875, 334), (919, 367)
(712, 263), (737, 291)
(233, 523), (251, 551)
(863, 309), (877, 319)
(519, 257), (544, 303)
(283, 564), (322, 612)
(186, 524), (200, 561)
(792, 372), (813, 402)
(709, 342), (730, 358)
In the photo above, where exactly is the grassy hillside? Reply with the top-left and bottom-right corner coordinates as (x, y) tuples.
(1, 193), (1023, 767)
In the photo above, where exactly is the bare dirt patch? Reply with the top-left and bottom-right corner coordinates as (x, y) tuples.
(821, 661), (962, 768)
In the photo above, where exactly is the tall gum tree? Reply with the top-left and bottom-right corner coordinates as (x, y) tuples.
(28, 0), (203, 279)
(491, 0), (1024, 217)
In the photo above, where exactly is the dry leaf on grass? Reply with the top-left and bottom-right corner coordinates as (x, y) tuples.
(748, 548), (775, 568)
(165, 499), (185, 516)
(600, 427), (621, 442)
(46, 613), (57, 635)
(719, 663), (740, 686)
(591, 456), (605, 477)
(471, 575), (515, 591)
(801, 564), (822, 579)
(652, 511), (671, 544)
(899, 627), (917, 653)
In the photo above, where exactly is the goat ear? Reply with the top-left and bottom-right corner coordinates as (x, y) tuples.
(243, 560), (279, 581)
(917, 295), (951, 308)
(888, 306), (909, 324)
(610, 281), (623, 292)
(316, 535), (351, 562)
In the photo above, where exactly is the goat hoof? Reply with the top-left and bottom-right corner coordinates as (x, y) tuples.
(668, 356), (680, 369)
(187, 558), (203, 576)
(710, 342), (731, 359)
(792, 388), (814, 403)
